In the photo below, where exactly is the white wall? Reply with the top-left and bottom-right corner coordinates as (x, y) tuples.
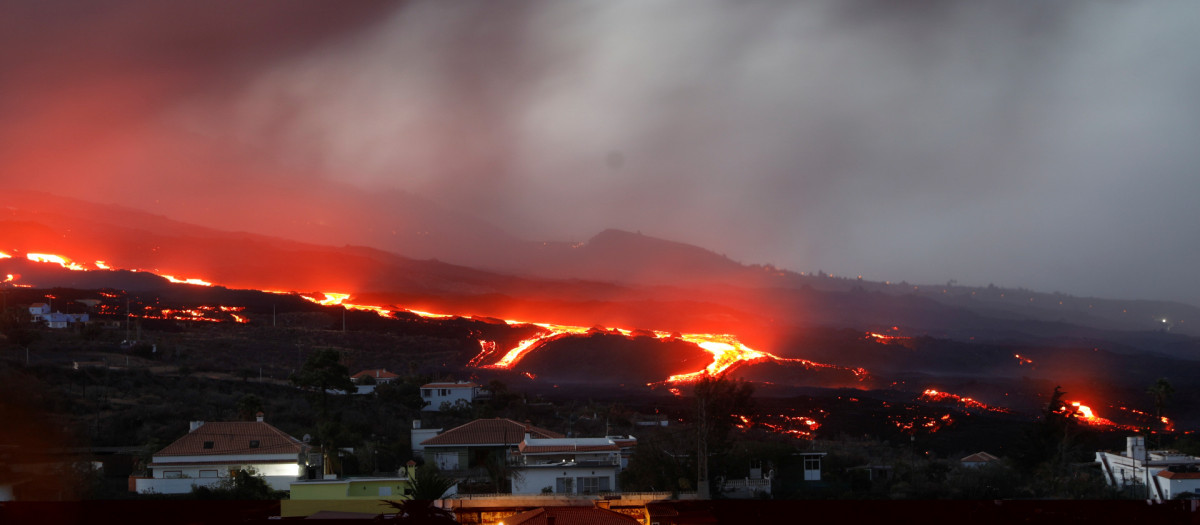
(144, 461), (301, 493)
(512, 466), (617, 495)
(421, 387), (475, 411)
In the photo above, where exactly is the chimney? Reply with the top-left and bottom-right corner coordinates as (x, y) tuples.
(189, 421), (204, 432)
(413, 420), (422, 429)
(256, 411), (265, 423)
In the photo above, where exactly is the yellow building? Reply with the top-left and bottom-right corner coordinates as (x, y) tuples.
(283, 476), (416, 517)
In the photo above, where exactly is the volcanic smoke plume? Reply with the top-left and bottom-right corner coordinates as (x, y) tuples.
(3, 1), (1200, 304)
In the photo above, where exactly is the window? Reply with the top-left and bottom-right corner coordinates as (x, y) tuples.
(249, 440), (260, 448)
(422, 389), (432, 398)
(164, 471), (183, 479)
(379, 486), (392, 496)
(203, 441), (214, 449)
(555, 477), (574, 493)
(439, 388), (450, 396)
(805, 457), (820, 471)
(581, 476), (600, 494)
(199, 470), (218, 478)
(577, 476), (611, 495)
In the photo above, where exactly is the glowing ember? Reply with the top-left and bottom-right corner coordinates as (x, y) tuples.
(1014, 354), (1033, 366)
(523, 372), (537, 380)
(94, 261), (110, 270)
(892, 413), (954, 434)
(0, 251), (10, 259)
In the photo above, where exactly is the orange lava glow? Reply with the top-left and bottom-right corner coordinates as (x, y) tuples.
(27, 253), (87, 271)
(892, 413), (954, 434)
(162, 275), (214, 287)
(4, 248), (867, 385)
(867, 332), (909, 342)
(297, 292), (394, 317)
(135, 305), (249, 324)
(919, 389), (1010, 414)
(1014, 354), (1033, 366)
(740, 413), (823, 439)
(1060, 400), (1133, 430)
(0, 251), (11, 259)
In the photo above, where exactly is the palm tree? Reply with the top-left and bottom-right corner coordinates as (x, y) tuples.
(1148, 378), (1175, 422)
(381, 465), (458, 523)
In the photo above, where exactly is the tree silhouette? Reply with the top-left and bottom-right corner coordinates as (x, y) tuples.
(1148, 378), (1175, 422)
(381, 465), (458, 523)
(290, 348), (355, 415)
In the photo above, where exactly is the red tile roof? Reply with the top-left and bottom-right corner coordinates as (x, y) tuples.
(960, 452), (1000, 463)
(507, 506), (640, 525)
(353, 369), (399, 380)
(420, 419), (563, 447)
(1158, 470), (1200, 479)
(155, 421), (305, 457)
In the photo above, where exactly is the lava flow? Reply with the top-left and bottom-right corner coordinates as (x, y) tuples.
(919, 389), (1010, 414)
(8, 248), (867, 386)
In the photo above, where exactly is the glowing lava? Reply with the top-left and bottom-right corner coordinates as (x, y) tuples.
(919, 389), (1010, 414)
(739, 412), (823, 439)
(27, 253), (88, 271)
(162, 275), (214, 287)
(1059, 400), (1132, 430)
(8, 249), (867, 386)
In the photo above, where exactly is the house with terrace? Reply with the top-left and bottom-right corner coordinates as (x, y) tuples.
(511, 435), (637, 495)
(418, 418), (563, 476)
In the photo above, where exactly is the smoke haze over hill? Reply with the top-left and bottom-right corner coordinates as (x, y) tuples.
(3, 1), (1199, 304)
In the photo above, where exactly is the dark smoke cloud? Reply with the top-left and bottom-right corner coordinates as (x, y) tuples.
(3, 1), (1199, 304)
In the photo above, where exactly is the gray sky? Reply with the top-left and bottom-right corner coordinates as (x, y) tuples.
(3, 1), (1199, 304)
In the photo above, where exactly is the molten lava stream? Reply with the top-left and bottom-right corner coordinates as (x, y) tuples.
(11, 249), (862, 386)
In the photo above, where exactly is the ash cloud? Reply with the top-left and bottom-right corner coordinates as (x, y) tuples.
(3, 1), (1200, 304)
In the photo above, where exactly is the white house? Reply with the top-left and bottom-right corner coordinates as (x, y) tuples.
(420, 381), (480, 411)
(418, 418), (562, 472)
(1096, 436), (1200, 501)
(133, 415), (310, 494)
(28, 303), (49, 322)
(510, 435), (636, 495)
(352, 369), (399, 384)
(1155, 469), (1200, 500)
